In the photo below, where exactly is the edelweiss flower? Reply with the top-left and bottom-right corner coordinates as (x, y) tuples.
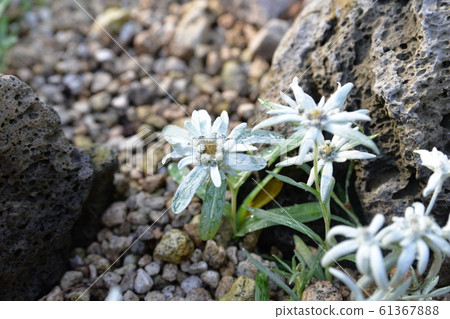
(380, 202), (450, 286)
(254, 77), (379, 164)
(414, 147), (450, 197)
(277, 129), (376, 200)
(329, 268), (411, 301)
(322, 214), (389, 290)
(162, 109), (280, 213)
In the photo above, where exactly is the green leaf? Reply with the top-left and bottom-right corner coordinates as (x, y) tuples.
(267, 171), (320, 199)
(294, 235), (325, 280)
(336, 254), (356, 263)
(236, 202), (322, 237)
(199, 179), (227, 240)
(172, 166), (208, 214)
(234, 217), (277, 237)
(168, 162), (206, 199)
(243, 249), (300, 301)
(255, 271), (270, 301)
(330, 214), (356, 227)
(247, 206), (324, 245)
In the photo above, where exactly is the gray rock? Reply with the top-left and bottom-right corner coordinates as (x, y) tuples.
(181, 276), (203, 294)
(102, 202), (127, 227)
(60, 271), (84, 290)
(187, 261), (208, 275)
(91, 72), (113, 93)
(237, 256), (259, 279)
(120, 271), (136, 292)
(201, 270), (220, 289)
(101, 235), (133, 260)
(127, 209), (149, 225)
(202, 240), (227, 269)
(137, 254), (152, 268)
(215, 276), (235, 299)
(226, 246), (238, 265)
(123, 254), (139, 266)
(145, 196), (166, 210)
(259, 0), (449, 225)
(162, 263), (178, 282)
(129, 80), (155, 106)
(134, 269), (153, 294)
(111, 93), (129, 109)
(0, 75), (93, 300)
(186, 288), (212, 301)
(133, 30), (161, 54)
(90, 92), (111, 112)
(190, 248), (203, 263)
(123, 290), (139, 301)
(170, 1), (213, 58)
(102, 272), (122, 288)
(119, 21), (142, 43)
(144, 262), (161, 276)
(94, 48), (116, 63)
(302, 281), (342, 301)
(248, 19), (289, 61)
(236, 103), (255, 121)
(153, 229), (194, 264)
(221, 60), (247, 95)
(85, 254), (111, 273)
(161, 285), (175, 299)
(218, 0), (298, 27)
(145, 291), (166, 301)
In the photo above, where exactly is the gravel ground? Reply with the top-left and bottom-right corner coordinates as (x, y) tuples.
(3, 0), (307, 301)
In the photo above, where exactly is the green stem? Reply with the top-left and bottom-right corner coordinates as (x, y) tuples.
(331, 192), (361, 226)
(425, 187), (440, 215)
(227, 179), (238, 234)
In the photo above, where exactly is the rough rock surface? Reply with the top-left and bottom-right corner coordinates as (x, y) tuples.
(0, 75), (93, 300)
(258, 0), (449, 224)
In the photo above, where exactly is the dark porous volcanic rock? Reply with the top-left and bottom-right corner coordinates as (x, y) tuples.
(258, 0), (449, 224)
(0, 75), (93, 300)
(72, 144), (118, 246)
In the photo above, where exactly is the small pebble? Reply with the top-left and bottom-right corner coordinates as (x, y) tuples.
(162, 263), (178, 282)
(181, 276), (203, 294)
(201, 270), (220, 288)
(187, 261), (208, 275)
(134, 269), (153, 294)
(145, 291), (166, 301)
(123, 290), (139, 301)
(60, 271), (84, 290)
(186, 288), (212, 301)
(144, 262), (161, 276)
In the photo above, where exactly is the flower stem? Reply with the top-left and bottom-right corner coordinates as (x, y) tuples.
(227, 179), (238, 234)
(425, 187), (440, 215)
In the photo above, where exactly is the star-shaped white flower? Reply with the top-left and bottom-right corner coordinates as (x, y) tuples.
(322, 214), (389, 290)
(277, 129), (376, 200)
(162, 109), (281, 213)
(414, 147), (450, 197)
(380, 202), (450, 286)
(254, 77), (379, 164)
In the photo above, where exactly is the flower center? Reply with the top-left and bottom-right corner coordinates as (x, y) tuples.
(306, 109), (327, 127)
(319, 141), (335, 160)
(203, 143), (217, 156)
(196, 137), (225, 165)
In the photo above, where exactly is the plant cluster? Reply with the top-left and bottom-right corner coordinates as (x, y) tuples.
(162, 77), (450, 300)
